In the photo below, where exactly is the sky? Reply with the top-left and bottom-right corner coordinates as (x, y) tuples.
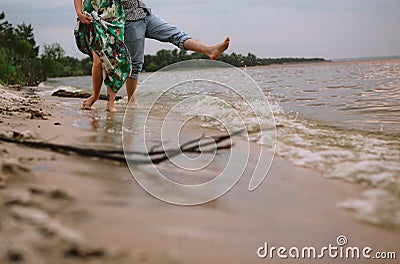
(1, 0), (400, 60)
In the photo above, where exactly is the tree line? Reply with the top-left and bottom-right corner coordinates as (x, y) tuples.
(0, 11), (326, 87)
(0, 12), (92, 86)
(143, 49), (326, 72)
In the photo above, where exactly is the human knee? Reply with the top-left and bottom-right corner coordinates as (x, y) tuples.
(170, 31), (191, 49)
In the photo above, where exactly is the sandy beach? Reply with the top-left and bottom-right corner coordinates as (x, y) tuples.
(0, 84), (399, 263)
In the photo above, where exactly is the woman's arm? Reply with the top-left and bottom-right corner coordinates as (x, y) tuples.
(74, 0), (92, 24)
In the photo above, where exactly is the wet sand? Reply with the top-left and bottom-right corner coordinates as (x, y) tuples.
(0, 85), (398, 263)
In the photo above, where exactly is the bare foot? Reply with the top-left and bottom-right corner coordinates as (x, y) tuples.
(82, 95), (99, 110)
(208, 37), (230, 60)
(107, 101), (116, 112)
(127, 100), (141, 109)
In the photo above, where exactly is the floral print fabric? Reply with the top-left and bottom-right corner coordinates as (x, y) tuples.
(74, 0), (131, 93)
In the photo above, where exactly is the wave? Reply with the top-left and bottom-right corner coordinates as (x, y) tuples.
(173, 94), (400, 229)
(272, 109), (399, 229)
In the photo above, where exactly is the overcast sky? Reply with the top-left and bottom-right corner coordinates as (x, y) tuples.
(2, 0), (400, 60)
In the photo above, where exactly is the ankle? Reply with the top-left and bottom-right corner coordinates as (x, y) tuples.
(107, 101), (116, 112)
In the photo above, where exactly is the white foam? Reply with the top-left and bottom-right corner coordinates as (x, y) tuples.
(173, 95), (276, 150)
(271, 108), (400, 228)
(339, 189), (400, 228)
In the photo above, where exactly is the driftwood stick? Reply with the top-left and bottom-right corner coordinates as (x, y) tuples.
(132, 130), (243, 156)
(0, 130), (243, 165)
(0, 135), (127, 163)
(86, 130), (243, 156)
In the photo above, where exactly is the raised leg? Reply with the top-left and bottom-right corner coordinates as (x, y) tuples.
(145, 13), (230, 60)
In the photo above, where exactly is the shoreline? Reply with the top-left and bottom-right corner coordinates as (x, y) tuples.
(37, 57), (400, 84)
(0, 85), (399, 263)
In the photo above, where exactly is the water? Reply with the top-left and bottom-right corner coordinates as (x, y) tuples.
(247, 59), (400, 133)
(42, 59), (400, 133)
(40, 58), (400, 228)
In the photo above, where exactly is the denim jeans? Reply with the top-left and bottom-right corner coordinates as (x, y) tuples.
(124, 13), (191, 79)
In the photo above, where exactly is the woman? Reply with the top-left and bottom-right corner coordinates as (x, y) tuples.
(74, 0), (131, 112)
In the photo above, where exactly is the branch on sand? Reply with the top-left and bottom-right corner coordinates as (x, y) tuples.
(0, 130), (244, 165)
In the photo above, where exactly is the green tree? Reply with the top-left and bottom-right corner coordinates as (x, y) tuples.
(0, 12), (14, 49)
(0, 12), (45, 85)
(146, 62), (159, 72)
(80, 57), (93, 75)
(59, 56), (83, 76)
(41, 43), (66, 78)
(15, 22), (39, 57)
(0, 47), (20, 85)
(42, 43), (65, 61)
(178, 49), (189, 61)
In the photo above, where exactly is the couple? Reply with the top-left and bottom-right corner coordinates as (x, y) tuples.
(74, 0), (230, 112)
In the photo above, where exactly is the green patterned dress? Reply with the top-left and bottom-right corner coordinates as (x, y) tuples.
(74, 0), (131, 93)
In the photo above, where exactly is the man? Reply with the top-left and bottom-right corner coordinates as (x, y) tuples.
(122, 0), (230, 107)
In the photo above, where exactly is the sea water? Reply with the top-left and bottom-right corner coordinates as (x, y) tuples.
(40, 58), (400, 228)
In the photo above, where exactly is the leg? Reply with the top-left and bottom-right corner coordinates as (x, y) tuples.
(83, 50), (103, 109)
(124, 20), (146, 107)
(106, 87), (117, 112)
(126, 78), (140, 107)
(145, 13), (229, 60)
